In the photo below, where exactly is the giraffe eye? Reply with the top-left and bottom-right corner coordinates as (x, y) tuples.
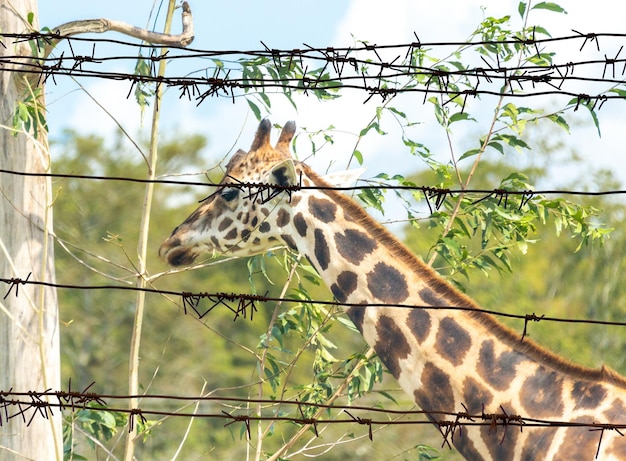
(220, 187), (239, 202)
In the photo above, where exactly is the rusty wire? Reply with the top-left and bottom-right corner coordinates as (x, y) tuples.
(0, 385), (624, 454)
(1, 275), (625, 341)
(0, 31), (626, 106)
(1, 167), (625, 200)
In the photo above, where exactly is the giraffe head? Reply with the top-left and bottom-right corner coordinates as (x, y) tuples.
(159, 119), (300, 266)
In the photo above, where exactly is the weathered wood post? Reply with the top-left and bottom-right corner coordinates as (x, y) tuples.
(0, 1), (62, 459)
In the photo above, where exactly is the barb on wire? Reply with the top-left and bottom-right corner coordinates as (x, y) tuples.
(591, 424), (625, 459)
(345, 410), (374, 441)
(181, 291), (265, 321)
(2, 272), (31, 300)
(227, 172), (303, 205)
(423, 187), (451, 214)
(482, 405), (525, 447)
(128, 408), (147, 432)
(223, 410), (251, 439)
(295, 400), (319, 436)
(521, 313), (545, 341)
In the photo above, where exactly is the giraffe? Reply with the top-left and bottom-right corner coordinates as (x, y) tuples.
(159, 119), (626, 460)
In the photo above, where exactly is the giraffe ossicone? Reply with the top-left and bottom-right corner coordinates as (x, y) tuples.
(160, 119), (626, 460)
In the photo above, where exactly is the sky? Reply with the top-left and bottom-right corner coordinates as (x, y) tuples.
(37, 1), (626, 197)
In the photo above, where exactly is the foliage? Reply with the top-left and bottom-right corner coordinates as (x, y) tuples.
(52, 1), (626, 460)
(12, 82), (47, 138)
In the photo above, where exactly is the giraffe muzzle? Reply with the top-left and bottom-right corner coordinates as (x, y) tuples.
(159, 238), (198, 266)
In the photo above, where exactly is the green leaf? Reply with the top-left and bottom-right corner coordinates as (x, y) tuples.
(359, 121), (386, 137)
(487, 141), (504, 155)
(546, 113), (570, 133)
(386, 106), (407, 119)
(352, 149), (363, 165)
(27, 12), (35, 26)
(449, 112), (475, 124)
(518, 1), (527, 18)
(531, 2), (567, 13)
(459, 148), (481, 161)
(494, 133), (531, 151)
(246, 99), (262, 121)
(258, 91), (271, 109)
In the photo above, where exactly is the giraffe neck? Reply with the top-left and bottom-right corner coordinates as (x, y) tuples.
(286, 164), (626, 460)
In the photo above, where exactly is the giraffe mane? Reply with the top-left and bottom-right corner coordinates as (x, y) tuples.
(300, 162), (626, 390)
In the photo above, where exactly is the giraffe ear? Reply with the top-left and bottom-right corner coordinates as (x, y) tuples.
(225, 149), (247, 171)
(269, 158), (297, 187)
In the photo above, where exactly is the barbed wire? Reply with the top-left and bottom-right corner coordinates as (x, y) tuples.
(1, 274), (624, 341)
(1, 167), (625, 200)
(1, 385), (624, 454)
(1, 31), (626, 106)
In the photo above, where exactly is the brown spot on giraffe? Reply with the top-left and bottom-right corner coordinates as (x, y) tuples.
(520, 367), (565, 418)
(276, 208), (290, 227)
(374, 315), (411, 379)
(452, 433), (483, 460)
(435, 317), (471, 366)
(406, 308), (431, 344)
(521, 429), (559, 460)
(419, 287), (445, 306)
(224, 228), (238, 240)
(218, 218), (233, 232)
(571, 381), (607, 410)
(462, 377), (493, 414)
(293, 212), (307, 237)
(330, 271), (358, 303)
(604, 398), (626, 423)
(309, 196), (337, 223)
(335, 229), (377, 265)
(414, 362), (455, 412)
(477, 340), (525, 391)
(259, 221), (270, 233)
(290, 195), (302, 207)
(346, 304), (366, 334)
(366, 262), (409, 303)
(553, 417), (600, 461)
(313, 229), (330, 271)
(281, 234), (297, 251)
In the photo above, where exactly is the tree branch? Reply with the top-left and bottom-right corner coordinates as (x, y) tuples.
(44, 1), (194, 58)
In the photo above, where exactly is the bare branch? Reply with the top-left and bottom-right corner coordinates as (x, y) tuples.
(44, 1), (194, 58)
